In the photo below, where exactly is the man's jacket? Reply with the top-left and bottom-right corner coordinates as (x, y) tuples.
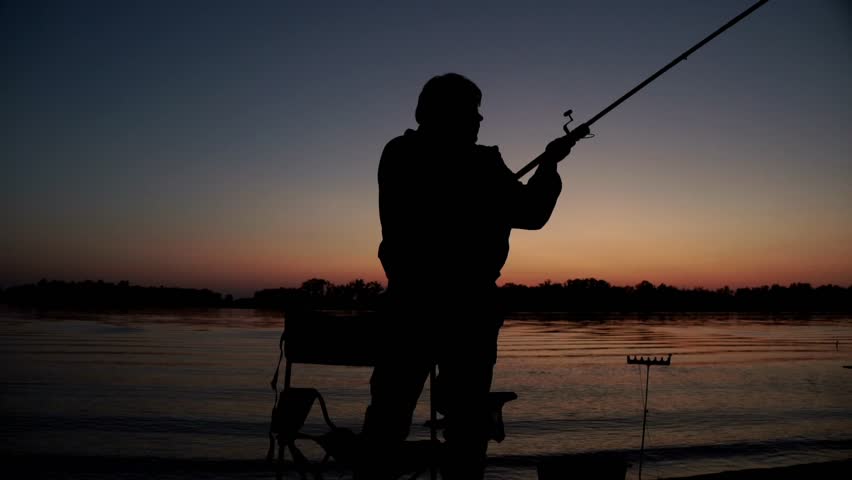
(378, 129), (562, 295)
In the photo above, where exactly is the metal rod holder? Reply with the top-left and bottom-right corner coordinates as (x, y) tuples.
(627, 353), (672, 480)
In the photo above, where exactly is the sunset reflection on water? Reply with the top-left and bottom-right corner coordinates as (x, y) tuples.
(1, 309), (850, 479)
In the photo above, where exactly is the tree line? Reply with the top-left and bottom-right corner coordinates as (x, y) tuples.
(2, 278), (850, 312)
(499, 279), (851, 312)
(0, 279), (227, 309)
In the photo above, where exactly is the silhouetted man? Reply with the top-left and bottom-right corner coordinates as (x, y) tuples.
(359, 73), (584, 479)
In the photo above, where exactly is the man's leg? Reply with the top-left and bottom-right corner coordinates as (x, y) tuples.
(358, 358), (431, 479)
(438, 356), (495, 480)
(437, 298), (502, 480)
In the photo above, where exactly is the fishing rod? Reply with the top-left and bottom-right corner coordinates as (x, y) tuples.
(515, 0), (770, 179)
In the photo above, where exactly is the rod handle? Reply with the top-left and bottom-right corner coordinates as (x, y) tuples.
(514, 123), (591, 180)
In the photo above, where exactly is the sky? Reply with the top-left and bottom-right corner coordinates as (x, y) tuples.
(2, 0), (850, 296)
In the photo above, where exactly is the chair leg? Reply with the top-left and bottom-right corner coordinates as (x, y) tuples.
(276, 437), (286, 480)
(288, 441), (311, 480)
(314, 452), (331, 480)
(429, 365), (438, 480)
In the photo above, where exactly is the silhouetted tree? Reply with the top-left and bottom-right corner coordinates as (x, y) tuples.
(300, 278), (331, 297)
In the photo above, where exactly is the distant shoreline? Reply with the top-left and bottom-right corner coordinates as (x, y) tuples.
(3, 305), (850, 317)
(1, 278), (850, 312)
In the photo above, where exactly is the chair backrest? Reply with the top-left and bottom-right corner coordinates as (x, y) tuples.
(283, 308), (386, 367)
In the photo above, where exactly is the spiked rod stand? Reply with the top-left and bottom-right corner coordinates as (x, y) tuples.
(627, 354), (672, 480)
(515, 0), (771, 180)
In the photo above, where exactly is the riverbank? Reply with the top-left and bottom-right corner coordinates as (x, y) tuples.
(4, 454), (850, 479)
(665, 458), (852, 479)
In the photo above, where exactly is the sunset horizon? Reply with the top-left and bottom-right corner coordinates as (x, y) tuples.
(3, 271), (850, 300)
(3, 1), (849, 298)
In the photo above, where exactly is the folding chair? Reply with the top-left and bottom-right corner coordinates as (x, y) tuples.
(267, 308), (516, 479)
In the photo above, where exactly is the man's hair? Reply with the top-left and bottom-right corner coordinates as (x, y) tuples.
(415, 73), (482, 126)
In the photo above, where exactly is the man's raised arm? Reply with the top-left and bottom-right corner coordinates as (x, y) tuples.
(505, 130), (585, 230)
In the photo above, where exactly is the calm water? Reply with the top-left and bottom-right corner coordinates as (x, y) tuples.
(1, 307), (851, 479)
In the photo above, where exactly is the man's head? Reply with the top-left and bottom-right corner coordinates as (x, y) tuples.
(415, 73), (483, 145)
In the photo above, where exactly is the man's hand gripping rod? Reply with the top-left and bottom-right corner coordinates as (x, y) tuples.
(514, 0), (770, 180)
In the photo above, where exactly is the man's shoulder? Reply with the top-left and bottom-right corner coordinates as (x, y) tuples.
(474, 143), (509, 173)
(472, 144), (518, 183)
(382, 129), (416, 157)
(384, 129), (417, 149)
(474, 143), (501, 158)
(379, 130), (418, 181)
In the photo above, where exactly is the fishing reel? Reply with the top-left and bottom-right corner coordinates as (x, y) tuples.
(562, 109), (594, 139)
